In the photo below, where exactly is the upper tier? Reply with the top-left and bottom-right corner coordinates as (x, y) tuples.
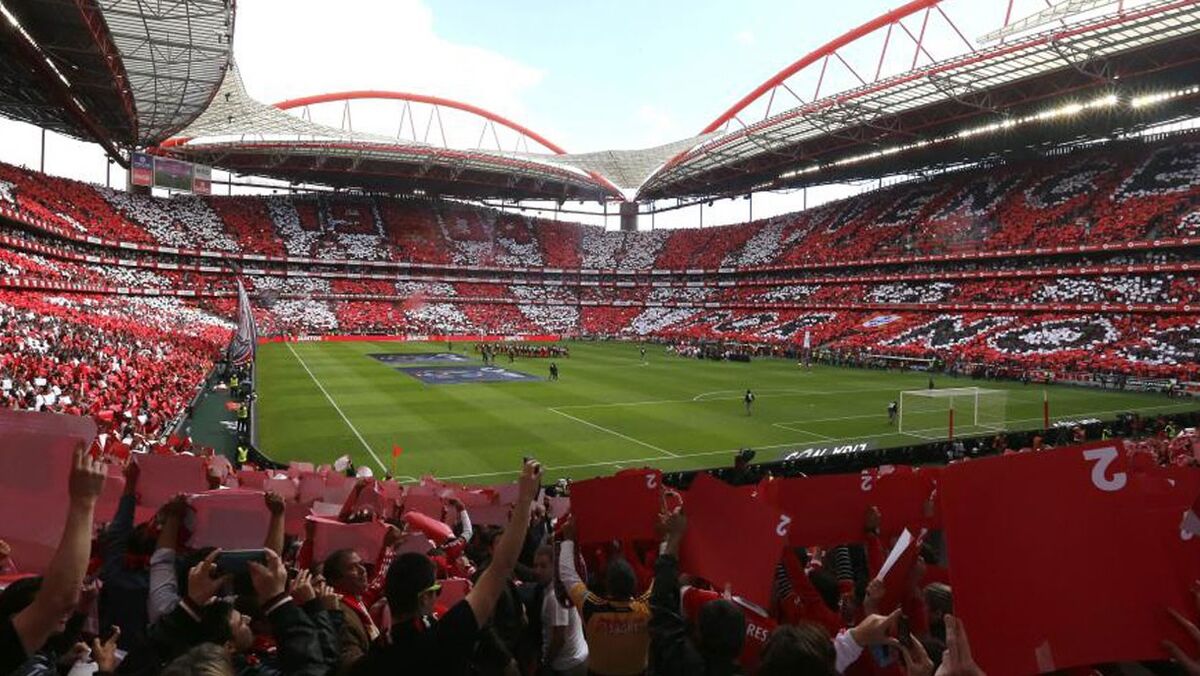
(1, 134), (1199, 273)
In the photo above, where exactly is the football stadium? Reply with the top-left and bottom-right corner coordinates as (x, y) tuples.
(2, 0), (1200, 673)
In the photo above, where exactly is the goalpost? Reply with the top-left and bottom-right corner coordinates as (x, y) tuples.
(898, 387), (1007, 440)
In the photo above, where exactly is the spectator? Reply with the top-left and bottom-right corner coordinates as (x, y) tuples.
(322, 525), (400, 675)
(533, 545), (587, 675)
(649, 510), (744, 675)
(558, 518), (653, 676)
(0, 446), (107, 673)
(349, 459), (541, 676)
(116, 548), (334, 676)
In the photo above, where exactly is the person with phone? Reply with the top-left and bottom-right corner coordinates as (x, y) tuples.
(213, 550), (269, 576)
(350, 458), (542, 676)
(117, 548), (335, 676)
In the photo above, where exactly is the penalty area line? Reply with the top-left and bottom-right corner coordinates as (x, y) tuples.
(548, 407), (678, 458)
(286, 342), (389, 474)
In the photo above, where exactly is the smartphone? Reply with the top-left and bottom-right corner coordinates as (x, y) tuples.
(870, 644), (897, 668)
(897, 614), (913, 647)
(215, 549), (268, 575)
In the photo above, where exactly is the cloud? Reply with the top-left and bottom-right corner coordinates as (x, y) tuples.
(233, 0), (548, 148)
(734, 29), (756, 46)
(631, 104), (681, 148)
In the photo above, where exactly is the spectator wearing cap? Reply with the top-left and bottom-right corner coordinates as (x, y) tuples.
(349, 460), (541, 676)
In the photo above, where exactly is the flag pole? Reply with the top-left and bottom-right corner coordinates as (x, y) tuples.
(390, 444), (402, 479)
(1042, 390), (1049, 430)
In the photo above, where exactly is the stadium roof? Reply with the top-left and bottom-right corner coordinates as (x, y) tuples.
(637, 0), (1200, 200)
(3, 0), (1199, 202)
(161, 66), (623, 201)
(0, 0), (233, 158)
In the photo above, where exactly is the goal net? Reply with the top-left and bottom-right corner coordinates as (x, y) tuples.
(898, 387), (1007, 440)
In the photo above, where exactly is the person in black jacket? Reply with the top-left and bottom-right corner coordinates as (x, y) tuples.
(649, 511), (745, 676)
(350, 459), (543, 676)
(117, 549), (334, 676)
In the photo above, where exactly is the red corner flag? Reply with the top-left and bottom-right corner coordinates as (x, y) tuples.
(392, 445), (403, 458)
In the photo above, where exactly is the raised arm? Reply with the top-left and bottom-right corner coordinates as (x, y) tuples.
(781, 547), (842, 636)
(264, 491), (286, 555)
(337, 480), (368, 523)
(465, 459), (539, 627)
(249, 549), (329, 676)
(10, 446), (106, 658)
(99, 460), (139, 580)
(557, 518), (583, 595)
(148, 495), (188, 623)
(456, 502), (473, 543)
(362, 525), (404, 608)
(864, 506), (884, 576)
(649, 511), (689, 669)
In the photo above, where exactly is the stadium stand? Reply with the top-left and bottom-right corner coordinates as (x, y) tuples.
(4, 0), (1200, 672)
(1, 134), (1198, 385)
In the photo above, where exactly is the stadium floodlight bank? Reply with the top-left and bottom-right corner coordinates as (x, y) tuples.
(898, 387), (1007, 440)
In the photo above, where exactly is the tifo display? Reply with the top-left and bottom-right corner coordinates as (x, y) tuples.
(4, 0), (1200, 673)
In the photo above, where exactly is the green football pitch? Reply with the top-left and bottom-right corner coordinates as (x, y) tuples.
(254, 340), (1197, 483)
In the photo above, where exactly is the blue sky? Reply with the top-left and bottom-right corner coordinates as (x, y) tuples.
(0, 0), (1035, 226)
(423, 1), (900, 151)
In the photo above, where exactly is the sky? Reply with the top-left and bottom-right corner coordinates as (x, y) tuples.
(0, 0), (1094, 228)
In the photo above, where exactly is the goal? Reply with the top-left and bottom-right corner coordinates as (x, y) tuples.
(898, 387), (1007, 440)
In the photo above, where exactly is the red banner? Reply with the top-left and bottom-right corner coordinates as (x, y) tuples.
(760, 467), (933, 547)
(571, 468), (663, 544)
(939, 441), (1196, 673)
(679, 474), (789, 610)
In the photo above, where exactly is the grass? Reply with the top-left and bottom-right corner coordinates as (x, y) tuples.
(254, 340), (1197, 483)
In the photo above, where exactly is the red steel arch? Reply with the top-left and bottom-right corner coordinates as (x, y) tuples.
(273, 90), (568, 155)
(701, 0), (943, 134)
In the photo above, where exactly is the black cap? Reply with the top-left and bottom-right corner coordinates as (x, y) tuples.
(385, 552), (438, 614)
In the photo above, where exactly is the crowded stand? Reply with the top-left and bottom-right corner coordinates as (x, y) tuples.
(0, 291), (227, 441)
(2, 137), (1199, 272)
(0, 94), (1200, 676)
(0, 135), (1198, 384)
(9, 1), (1200, 671)
(3, 404), (1200, 674)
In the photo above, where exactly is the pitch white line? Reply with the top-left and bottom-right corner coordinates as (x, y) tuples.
(549, 407), (679, 458)
(436, 402), (1197, 481)
(774, 411), (886, 426)
(771, 424), (836, 440)
(286, 342), (388, 473)
(691, 387), (900, 402)
(555, 387), (901, 412)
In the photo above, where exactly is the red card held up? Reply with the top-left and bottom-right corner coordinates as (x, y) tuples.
(571, 468), (662, 544)
(679, 473), (789, 610)
(939, 441), (1194, 674)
